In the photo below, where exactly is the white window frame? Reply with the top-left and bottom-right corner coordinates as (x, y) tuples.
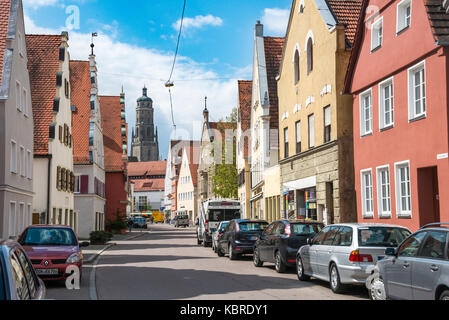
(408, 60), (426, 121)
(16, 81), (21, 112)
(396, 0), (412, 34)
(9, 202), (16, 237)
(74, 175), (80, 194)
(22, 88), (28, 117)
(19, 146), (25, 177)
(394, 160), (412, 217)
(27, 150), (32, 179)
(379, 77), (394, 130)
(371, 17), (383, 51)
(10, 140), (17, 174)
(361, 169), (374, 218)
(359, 88), (373, 136)
(376, 165), (392, 218)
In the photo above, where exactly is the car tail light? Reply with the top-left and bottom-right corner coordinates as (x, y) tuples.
(284, 224), (291, 237)
(288, 259), (296, 263)
(349, 250), (373, 263)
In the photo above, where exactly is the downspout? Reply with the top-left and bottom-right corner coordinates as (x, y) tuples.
(46, 155), (52, 224)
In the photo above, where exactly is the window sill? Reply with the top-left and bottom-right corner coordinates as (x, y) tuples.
(360, 132), (373, 138)
(362, 214), (374, 219)
(396, 25), (409, 36)
(397, 213), (412, 219)
(380, 124), (394, 132)
(379, 214), (392, 219)
(370, 45), (382, 53)
(409, 114), (426, 123)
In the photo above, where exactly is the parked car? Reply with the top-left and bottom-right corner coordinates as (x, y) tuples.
(0, 239), (46, 300)
(132, 217), (148, 229)
(368, 223), (449, 300)
(253, 220), (324, 273)
(212, 221), (229, 253)
(18, 225), (89, 282)
(296, 223), (411, 294)
(217, 219), (268, 260)
(175, 215), (190, 228)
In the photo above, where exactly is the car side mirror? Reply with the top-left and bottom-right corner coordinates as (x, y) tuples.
(385, 247), (396, 256)
(80, 241), (90, 248)
(307, 238), (313, 245)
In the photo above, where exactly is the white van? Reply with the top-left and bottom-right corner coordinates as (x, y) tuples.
(196, 199), (241, 247)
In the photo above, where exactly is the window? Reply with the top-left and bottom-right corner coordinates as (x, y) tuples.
(16, 81), (21, 111)
(360, 89), (372, 136)
(18, 32), (23, 57)
(376, 166), (391, 217)
(397, 0), (411, 33)
(10, 202), (16, 237)
(398, 231), (427, 257)
(408, 61), (426, 120)
(59, 126), (63, 143)
(395, 161), (411, 217)
(284, 127), (289, 158)
(308, 114), (314, 148)
(74, 176), (80, 193)
(11, 140), (17, 173)
(379, 78), (394, 129)
(22, 88), (28, 116)
(361, 169), (374, 218)
(27, 150), (32, 179)
(19, 146), (25, 177)
(371, 18), (383, 51)
(332, 227), (353, 246)
(419, 231), (448, 259)
(322, 226), (339, 245)
(294, 49), (300, 84)
(307, 37), (313, 74)
(323, 106), (331, 143)
(295, 121), (301, 154)
(64, 79), (69, 98)
(312, 226), (331, 245)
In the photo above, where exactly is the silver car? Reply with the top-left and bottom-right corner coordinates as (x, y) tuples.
(368, 223), (449, 300)
(212, 221), (229, 253)
(296, 223), (411, 294)
(0, 240), (46, 300)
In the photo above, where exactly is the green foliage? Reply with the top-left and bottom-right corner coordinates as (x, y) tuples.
(89, 231), (113, 245)
(106, 209), (126, 233)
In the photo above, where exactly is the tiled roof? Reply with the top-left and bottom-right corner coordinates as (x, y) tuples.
(128, 160), (167, 177)
(26, 34), (63, 155)
(426, 0), (449, 44)
(327, 0), (363, 46)
(0, 0), (11, 88)
(132, 178), (165, 192)
(70, 60), (91, 164)
(100, 96), (125, 171)
(264, 36), (284, 129)
(238, 80), (252, 159)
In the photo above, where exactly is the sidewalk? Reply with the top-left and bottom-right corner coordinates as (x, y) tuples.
(82, 230), (148, 264)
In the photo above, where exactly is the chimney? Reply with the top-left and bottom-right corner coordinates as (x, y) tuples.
(255, 20), (263, 37)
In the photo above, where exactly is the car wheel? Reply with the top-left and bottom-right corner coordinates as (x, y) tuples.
(228, 243), (237, 260)
(296, 256), (310, 281)
(253, 247), (263, 267)
(439, 290), (449, 300)
(217, 244), (224, 257)
(275, 251), (286, 273)
(197, 236), (201, 245)
(369, 277), (386, 300)
(212, 241), (217, 253)
(329, 263), (345, 294)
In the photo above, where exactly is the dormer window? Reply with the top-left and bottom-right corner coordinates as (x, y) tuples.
(371, 18), (383, 51)
(397, 0), (411, 34)
(299, 0), (305, 13)
(294, 49), (300, 84)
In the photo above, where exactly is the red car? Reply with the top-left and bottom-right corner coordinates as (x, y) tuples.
(17, 225), (89, 281)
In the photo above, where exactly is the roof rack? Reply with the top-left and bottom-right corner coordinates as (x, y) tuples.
(420, 223), (449, 229)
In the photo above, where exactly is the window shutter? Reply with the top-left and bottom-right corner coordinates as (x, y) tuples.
(80, 175), (89, 194)
(56, 166), (61, 190)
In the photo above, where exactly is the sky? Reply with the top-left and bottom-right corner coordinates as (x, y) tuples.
(22, 0), (292, 158)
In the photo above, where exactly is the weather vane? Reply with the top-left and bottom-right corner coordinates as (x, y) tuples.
(91, 32), (98, 55)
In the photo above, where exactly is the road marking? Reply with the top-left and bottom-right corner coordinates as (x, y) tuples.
(89, 254), (101, 300)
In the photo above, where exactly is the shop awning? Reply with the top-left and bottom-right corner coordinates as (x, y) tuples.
(283, 176), (316, 192)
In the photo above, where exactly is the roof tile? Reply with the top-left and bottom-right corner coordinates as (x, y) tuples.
(0, 0), (11, 88)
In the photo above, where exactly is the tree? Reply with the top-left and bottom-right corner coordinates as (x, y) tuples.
(212, 108), (238, 199)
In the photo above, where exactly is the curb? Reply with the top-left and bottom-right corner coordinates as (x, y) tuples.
(83, 243), (116, 264)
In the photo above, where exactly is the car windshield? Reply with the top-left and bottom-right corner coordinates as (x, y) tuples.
(358, 227), (411, 247)
(179, 215), (188, 219)
(22, 228), (78, 246)
(218, 222), (229, 232)
(209, 209), (240, 221)
(291, 223), (323, 235)
(238, 221), (268, 231)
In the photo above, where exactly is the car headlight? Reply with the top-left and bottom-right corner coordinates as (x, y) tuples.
(66, 252), (82, 264)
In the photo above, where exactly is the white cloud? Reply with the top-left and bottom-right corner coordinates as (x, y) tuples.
(172, 14), (223, 32)
(24, 15), (243, 158)
(23, 0), (61, 9)
(261, 8), (289, 36)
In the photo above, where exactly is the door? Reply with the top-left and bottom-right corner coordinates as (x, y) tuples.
(315, 226), (340, 278)
(418, 167), (440, 227)
(384, 231), (427, 300)
(412, 231), (448, 300)
(258, 223), (275, 261)
(220, 221), (234, 254)
(266, 222), (284, 262)
(305, 226), (330, 276)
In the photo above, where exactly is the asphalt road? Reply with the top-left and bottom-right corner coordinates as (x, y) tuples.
(46, 224), (368, 300)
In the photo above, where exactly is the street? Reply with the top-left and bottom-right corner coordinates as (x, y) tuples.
(46, 224), (368, 300)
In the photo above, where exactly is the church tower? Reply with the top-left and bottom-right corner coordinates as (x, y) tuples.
(131, 86), (159, 161)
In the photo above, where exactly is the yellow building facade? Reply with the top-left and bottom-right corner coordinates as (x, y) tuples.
(277, 0), (361, 224)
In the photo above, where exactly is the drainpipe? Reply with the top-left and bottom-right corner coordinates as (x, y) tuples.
(46, 155), (52, 224)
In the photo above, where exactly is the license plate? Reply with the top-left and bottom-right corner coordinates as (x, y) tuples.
(378, 256), (385, 261)
(35, 268), (59, 275)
